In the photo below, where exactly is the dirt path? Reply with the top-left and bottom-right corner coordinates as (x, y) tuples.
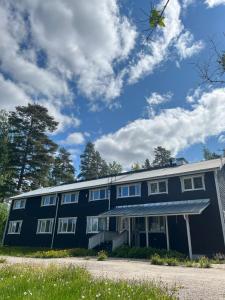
(1, 256), (225, 300)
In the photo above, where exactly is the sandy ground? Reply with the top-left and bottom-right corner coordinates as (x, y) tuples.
(1, 256), (225, 300)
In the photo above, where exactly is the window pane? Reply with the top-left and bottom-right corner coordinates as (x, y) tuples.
(150, 183), (158, 193)
(92, 218), (98, 232)
(71, 194), (76, 202)
(67, 219), (73, 232)
(45, 220), (50, 232)
(93, 190), (99, 200)
(100, 189), (106, 199)
(159, 181), (166, 193)
(62, 221), (67, 232)
(194, 177), (203, 189)
(98, 218), (106, 231)
(135, 184), (140, 195)
(122, 186), (129, 197)
(136, 217), (145, 231)
(118, 187), (121, 197)
(183, 178), (192, 190)
(129, 185), (136, 196)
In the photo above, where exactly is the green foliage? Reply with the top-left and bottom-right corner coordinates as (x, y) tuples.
(152, 146), (172, 167)
(0, 264), (175, 300)
(69, 248), (96, 257)
(149, 9), (165, 28)
(97, 250), (108, 261)
(198, 256), (211, 268)
(108, 161), (123, 175)
(49, 147), (75, 186)
(131, 162), (141, 171)
(8, 104), (58, 191)
(151, 254), (165, 265)
(184, 260), (196, 267)
(0, 203), (8, 241)
(165, 257), (179, 266)
(31, 249), (70, 259)
(142, 158), (151, 169)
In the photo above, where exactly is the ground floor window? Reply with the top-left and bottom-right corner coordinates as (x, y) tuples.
(37, 219), (54, 234)
(149, 216), (165, 233)
(86, 216), (108, 233)
(57, 217), (77, 234)
(8, 220), (22, 234)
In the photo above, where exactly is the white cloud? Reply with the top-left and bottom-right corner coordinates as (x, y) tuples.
(95, 88), (225, 168)
(61, 132), (85, 145)
(128, 0), (203, 84)
(175, 31), (204, 59)
(205, 0), (225, 7)
(218, 135), (225, 144)
(146, 92), (173, 105)
(186, 87), (204, 103)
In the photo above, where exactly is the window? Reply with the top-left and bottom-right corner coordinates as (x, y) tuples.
(89, 188), (109, 201)
(8, 220), (22, 234)
(57, 217), (77, 234)
(181, 175), (205, 192)
(37, 219), (54, 234)
(41, 195), (56, 206)
(117, 184), (141, 198)
(149, 217), (165, 233)
(148, 180), (168, 195)
(86, 216), (108, 233)
(61, 192), (79, 204)
(13, 199), (26, 210)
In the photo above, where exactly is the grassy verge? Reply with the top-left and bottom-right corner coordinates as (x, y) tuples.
(0, 264), (176, 300)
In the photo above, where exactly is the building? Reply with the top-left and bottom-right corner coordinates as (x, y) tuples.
(3, 158), (225, 258)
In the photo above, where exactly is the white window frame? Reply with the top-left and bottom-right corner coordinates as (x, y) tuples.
(148, 180), (168, 195)
(13, 199), (26, 210)
(8, 220), (23, 234)
(181, 174), (205, 192)
(41, 194), (57, 207)
(89, 188), (109, 201)
(57, 217), (77, 234)
(86, 216), (109, 234)
(117, 183), (141, 198)
(36, 218), (54, 234)
(61, 192), (79, 205)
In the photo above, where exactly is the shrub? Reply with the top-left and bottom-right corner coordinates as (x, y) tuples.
(0, 257), (6, 263)
(97, 250), (108, 261)
(31, 249), (70, 258)
(198, 256), (211, 268)
(151, 254), (165, 265)
(213, 252), (225, 263)
(68, 248), (96, 257)
(166, 258), (179, 266)
(184, 260), (196, 267)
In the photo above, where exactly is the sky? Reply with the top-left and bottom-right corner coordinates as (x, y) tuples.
(0, 0), (225, 171)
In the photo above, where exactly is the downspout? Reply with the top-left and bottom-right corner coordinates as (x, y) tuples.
(51, 193), (60, 249)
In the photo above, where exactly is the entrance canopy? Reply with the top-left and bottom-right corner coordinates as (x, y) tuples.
(99, 199), (210, 218)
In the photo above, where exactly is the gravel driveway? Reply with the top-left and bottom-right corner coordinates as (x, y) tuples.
(1, 256), (225, 300)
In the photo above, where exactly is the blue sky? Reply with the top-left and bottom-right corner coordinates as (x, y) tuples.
(0, 0), (225, 171)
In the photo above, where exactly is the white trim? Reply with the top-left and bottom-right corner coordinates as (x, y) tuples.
(51, 194), (59, 248)
(214, 170), (225, 247)
(8, 220), (23, 234)
(13, 199), (26, 210)
(36, 218), (54, 234)
(117, 183), (141, 198)
(61, 192), (79, 205)
(57, 217), (77, 234)
(148, 179), (168, 195)
(86, 216), (109, 234)
(89, 187), (109, 201)
(145, 217), (149, 247)
(41, 194), (57, 207)
(184, 215), (192, 259)
(180, 174), (205, 192)
(165, 216), (170, 251)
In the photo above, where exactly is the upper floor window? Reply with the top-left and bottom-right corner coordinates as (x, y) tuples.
(117, 183), (141, 198)
(57, 217), (77, 234)
(41, 195), (56, 206)
(148, 180), (168, 195)
(86, 216), (108, 233)
(37, 219), (54, 234)
(181, 174), (205, 192)
(13, 199), (26, 210)
(61, 192), (79, 204)
(89, 188), (109, 201)
(8, 220), (22, 234)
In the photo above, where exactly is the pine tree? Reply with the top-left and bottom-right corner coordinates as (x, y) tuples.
(0, 110), (14, 200)
(50, 147), (75, 185)
(203, 147), (220, 160)
(142, 158), (151, 169)
(108, 161), (123, 175)
(8, 104), (58, 191)
(152, 146), (172, 167)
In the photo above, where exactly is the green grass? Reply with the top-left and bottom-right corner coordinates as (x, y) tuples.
(0, 257), (6, 263)
(0, 264), (176, 300)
